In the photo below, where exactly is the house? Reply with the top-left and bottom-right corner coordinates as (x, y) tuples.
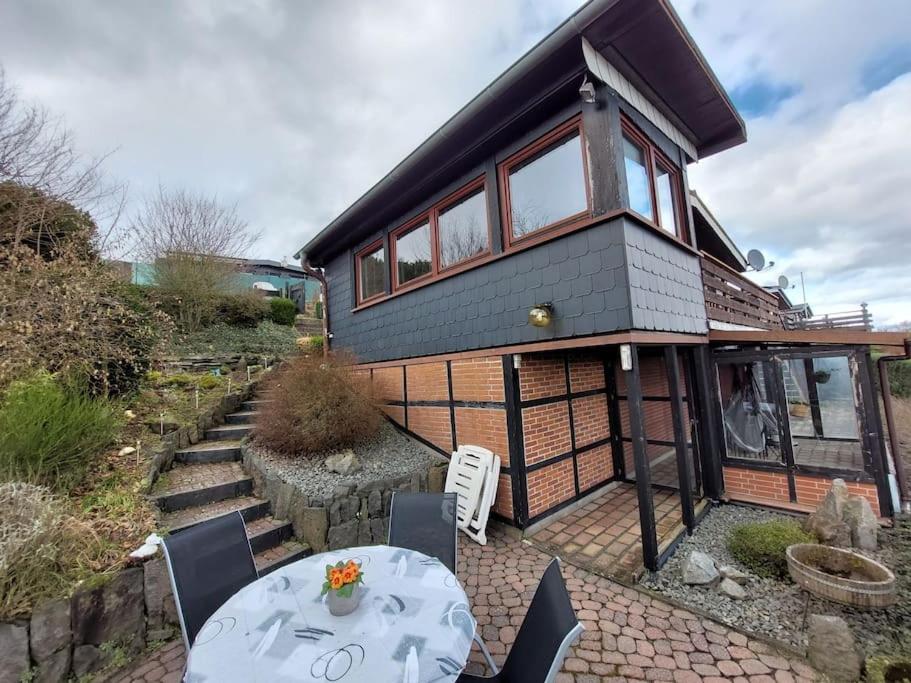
(294, 0), (907, 571)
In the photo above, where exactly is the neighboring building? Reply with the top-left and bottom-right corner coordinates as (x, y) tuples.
(294, 0), (906, 570)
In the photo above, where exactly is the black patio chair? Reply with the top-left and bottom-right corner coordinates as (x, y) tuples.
(388, 491), (459, 573)
(162, 511), (258, 651)
(456, 558), (583, 683)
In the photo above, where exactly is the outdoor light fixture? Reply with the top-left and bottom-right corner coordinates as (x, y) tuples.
(578, 76), (597, 104)
(620, 344), (633, 371)
(528, 303), (554, 327)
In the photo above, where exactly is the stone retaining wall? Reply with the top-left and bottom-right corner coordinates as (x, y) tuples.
(242, 444), (449, 554)
(0, 559), (179, 683)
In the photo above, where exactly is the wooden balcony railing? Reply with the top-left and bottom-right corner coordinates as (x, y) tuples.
(700, 253), (783, 330)
(784, 304), (873, 331)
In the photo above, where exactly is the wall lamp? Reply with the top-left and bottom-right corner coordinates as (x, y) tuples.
(528, 303), (554, 327)
(578, 76), (597, 104)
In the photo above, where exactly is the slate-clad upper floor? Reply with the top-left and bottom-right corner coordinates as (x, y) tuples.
(327, 215), (706, 363)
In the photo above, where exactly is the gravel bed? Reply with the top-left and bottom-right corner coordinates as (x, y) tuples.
(641, 504), (905, 656)
(248, 422), (446, 500)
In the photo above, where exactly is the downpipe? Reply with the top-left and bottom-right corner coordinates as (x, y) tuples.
(878, 340), (911, 514)
(299, 253), (330, 359)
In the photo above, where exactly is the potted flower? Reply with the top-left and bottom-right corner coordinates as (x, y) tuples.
(321, 560), (364, 616)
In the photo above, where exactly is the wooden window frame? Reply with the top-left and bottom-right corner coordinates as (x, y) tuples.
(621, 116), (690, 244)
(389, 175), (492, 293)
(354, 238), (386, 305)
(498, 115), (593, 252)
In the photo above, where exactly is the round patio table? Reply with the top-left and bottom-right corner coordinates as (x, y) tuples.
(185, 545), (476, 683)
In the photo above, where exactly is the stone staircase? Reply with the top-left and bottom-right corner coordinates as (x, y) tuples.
(151, 398), (311, 574)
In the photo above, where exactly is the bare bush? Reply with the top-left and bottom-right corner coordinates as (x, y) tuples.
(131, 185), (260, 330)
(0, 482), (120, 619)
(254, 355), (382, 456)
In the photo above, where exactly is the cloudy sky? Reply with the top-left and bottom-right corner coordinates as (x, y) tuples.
(1, 0), (909, 324)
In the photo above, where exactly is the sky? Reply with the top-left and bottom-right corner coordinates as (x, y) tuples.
(0, 0), (909, 325)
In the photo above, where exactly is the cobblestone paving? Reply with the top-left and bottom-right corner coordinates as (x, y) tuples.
(117, 527), (817, 682)
(154, 461), (249, 494)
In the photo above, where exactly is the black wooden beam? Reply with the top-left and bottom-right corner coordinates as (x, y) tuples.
(771, 358), (798, 503)
(666, 346), (695, 532)
(446, 360), (457, 453)
(626, 344), (659, 571)
(503, 355), (530, 527)
(692, 346), (724, 499)
(857, 350), (894, 517)
(604, 354), (626, 480)
(803, 357), (825, 438)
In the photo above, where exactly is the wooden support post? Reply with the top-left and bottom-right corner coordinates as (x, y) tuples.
(692, 346), (724, 500)
(503, 355), (530, 527)
(626, 344), (659, 571)
(665, 346), (695, 532)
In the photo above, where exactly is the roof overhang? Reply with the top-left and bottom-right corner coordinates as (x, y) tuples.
(690, 190), (747, 272)
(709, 329), (909, 352)
(297, 0), (746, 265)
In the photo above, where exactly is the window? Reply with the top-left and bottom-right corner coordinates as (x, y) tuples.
(356, 241), (385, 303)
(499, 117), (590, 247)
(621, 117), (687, 242)
(438, 186), (488, 269)
(394, 220), (432, 286)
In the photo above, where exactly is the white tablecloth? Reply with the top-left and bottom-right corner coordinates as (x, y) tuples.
(186, 545), (476, 683)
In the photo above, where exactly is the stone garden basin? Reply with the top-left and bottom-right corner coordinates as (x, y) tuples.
(786, 543), (896, 608)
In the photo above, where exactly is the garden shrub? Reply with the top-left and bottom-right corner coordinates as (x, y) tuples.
(254, 354), (381, 456)
(215, 293), (269, 328)
(177, 321), (300, 357)
(727, 519), (815, 579)
(269, 297), (298, 326)
(0, 483), (119, 620)
(0, 373), (119, 491)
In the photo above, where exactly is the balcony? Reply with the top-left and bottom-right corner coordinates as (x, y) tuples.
(700, 254), (783, 330)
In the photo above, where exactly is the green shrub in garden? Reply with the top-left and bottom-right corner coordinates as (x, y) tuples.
(727, 519), (815, 579)
(215, 293), (270, 327)
(0, 373), (119, 491)
(178, 321), (300, 357)
(269, 297), (298, 326)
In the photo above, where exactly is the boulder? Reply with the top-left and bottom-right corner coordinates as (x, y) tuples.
(681, 551), (719, 585)
(0, 623), (29, 683)
(717, 577), (747, 600)
(30, 598), (71, 661)
(807, 614), (861, 682)
(144, 416), (180, 435)
(71, 567), (146, 653)
(719, 565), (751, 585)
(144, 559), (177, 633)
(804, 479), (852, 546)
(71, 644), (103, 677)
(118, 446), (137, 457)
(327, 519), (358, 550)
(34, 648), (70, 683)
(292, 507), (329, 553)
(843, 496), (878, 551)
(325, 450), (362, 476)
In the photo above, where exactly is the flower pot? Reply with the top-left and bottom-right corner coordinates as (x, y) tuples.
(326, 583), (362, 616)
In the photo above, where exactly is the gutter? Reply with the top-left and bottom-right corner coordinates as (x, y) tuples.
(298, 253), (330, 359)
(878, 340), (911, 513)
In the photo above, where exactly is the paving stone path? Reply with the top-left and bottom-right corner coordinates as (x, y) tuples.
(117, 526), (817, 682)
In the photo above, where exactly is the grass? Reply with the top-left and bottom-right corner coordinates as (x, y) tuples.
(727, 519), (816, 579)
(173, 320), (300, 357)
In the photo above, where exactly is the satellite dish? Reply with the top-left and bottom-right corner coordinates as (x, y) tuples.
(778, 275), (790, 289)
(747, 249), (766, 271)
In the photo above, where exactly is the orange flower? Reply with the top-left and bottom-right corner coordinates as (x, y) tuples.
(330, 572), (344, 590)
(342, 568), (356, 583)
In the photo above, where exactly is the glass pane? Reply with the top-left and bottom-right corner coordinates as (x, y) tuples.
(359, 246), (385, 300)
(782, 356), (864, 473)
(395, 221), (432, 285)
(438, 187), (488, 268)
(508, 132), (587, 239)
(623, 135), (653, 220)
(717, 360), (783, 463)
(655, 165), (678, 235)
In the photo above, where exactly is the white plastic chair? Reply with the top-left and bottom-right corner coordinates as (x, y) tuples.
(445, 445), (500, 546)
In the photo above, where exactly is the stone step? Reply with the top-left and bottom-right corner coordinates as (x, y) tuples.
(246, 516), (294, 555)
(174, 440), (243, 464)
(255, 540), (312, 576)
(225, 411), (259, 425)
(205, 424), (251, 441)
(159, 496), (271, 533)
(151, 462), (253, 513)
(242, 399), (273, 411)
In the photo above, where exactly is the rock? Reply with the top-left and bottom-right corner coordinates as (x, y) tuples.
(369, 517), (386, 543)
(806, 614), (861, 682)
(124, 409), (136, 420)
(428, 464), (447, 493)
(717, 577), (747, 600)
(325, 450), (362, 476)
(719, 565), (751, 585)
(329, 500), (342, 527)
(293, 507), (329, 553)
(30, 598), (71, 660)
(144, 559), (177, 632)
(34, 648), (70, 683)
(71, 644), (103, 677)
(681, 551), (719, 585)
(805, 479), (852, 546)
(144, 416), (180, 435)
(367, 489), (382, 517)
(0, 622), (29, 683)
(327, 519), (358, 550)
(118, 446), (137, 457)
(71, 567), (146, 653)
(357, 518), (372, 545)
(843, 496), (878, 551)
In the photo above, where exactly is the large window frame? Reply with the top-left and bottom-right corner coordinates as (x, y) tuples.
(621, 116), (689, 244)
(389, 175), (492, 293)
(354, 238), (387, 305)
(497, 115), (593, 251)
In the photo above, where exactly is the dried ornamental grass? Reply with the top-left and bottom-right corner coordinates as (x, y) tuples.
(0, 482), (120, 620)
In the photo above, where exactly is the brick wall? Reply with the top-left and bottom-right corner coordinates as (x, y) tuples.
(527, 458), (575, 518)
(373, 367), (404, 402)
(793, 473), (881, 516)
(578, 444), (612, 491)
(522, 402), (571, 465)
(405, 362), (449, 401)
(493, 473), (514, 519)
(519, 354), (566, 400)
(454, 407), (509, 462)
(451, 357), (505, 402)
(572, 394), (610, 447)
(568, 352), (606, 392)
(407, 406), (452, 452)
